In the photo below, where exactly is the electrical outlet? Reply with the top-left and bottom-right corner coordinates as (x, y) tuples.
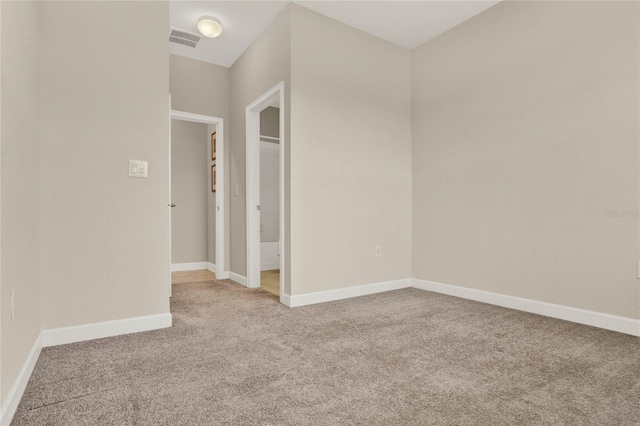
(234, 185), (239, 196)
(375, 245), (382, 257)
(10, 289), (16, 320)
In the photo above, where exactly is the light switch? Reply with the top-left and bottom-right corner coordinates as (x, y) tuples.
(129, 160), (148, 178)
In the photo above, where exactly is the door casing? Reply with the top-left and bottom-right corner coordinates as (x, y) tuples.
(245, 82), (286, 303)
(169, 110), (227, 291)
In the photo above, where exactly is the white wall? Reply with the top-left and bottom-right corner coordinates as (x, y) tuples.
(289, 6), (413, 295)
(39, 1), (171, 329)
(412, 1), (640, 319)
(171, 120), (209, 264)
(0, 0), (41, 405)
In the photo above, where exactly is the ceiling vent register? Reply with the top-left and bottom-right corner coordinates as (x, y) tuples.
(169, 29), (201, 48)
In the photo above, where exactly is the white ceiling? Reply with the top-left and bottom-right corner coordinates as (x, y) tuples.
(169, 1), (500, 68)
(170, 1), (289, 67)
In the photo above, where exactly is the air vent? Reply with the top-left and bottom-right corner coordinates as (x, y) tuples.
(169, 29), (201, 48)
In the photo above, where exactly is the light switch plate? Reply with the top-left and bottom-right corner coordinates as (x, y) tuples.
(129, 159), (148, 178)
(637, 261), (640, 279)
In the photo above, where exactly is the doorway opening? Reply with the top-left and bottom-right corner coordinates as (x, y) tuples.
(169, 110), (226, 295)
(246, 82), (285, 303)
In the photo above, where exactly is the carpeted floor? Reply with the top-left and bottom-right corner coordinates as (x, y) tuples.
(12, 279), (640, 425)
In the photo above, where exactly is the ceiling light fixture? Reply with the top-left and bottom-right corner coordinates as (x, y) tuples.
(197, 17), (223, 38)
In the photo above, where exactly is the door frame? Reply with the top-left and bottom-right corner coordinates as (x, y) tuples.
(169, 110), (227, 280)
(246, 82), (285, 303)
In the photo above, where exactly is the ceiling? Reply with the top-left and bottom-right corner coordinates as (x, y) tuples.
(169, 1), (500, 68)
(170, 1), (289, 67)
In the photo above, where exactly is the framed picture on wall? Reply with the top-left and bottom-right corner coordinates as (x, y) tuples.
(211, 132), (217, 161)
(211, 165), (216, 193)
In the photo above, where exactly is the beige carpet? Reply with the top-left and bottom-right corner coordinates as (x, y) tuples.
(12, 280), (640, 425)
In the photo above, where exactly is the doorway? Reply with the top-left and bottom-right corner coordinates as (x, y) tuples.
(169, 110), (226, 296)
(246, 82), (285, 303)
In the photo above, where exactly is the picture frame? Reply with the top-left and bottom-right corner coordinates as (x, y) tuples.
(211, 165), (216, 192)
(211, 132), (217, 161)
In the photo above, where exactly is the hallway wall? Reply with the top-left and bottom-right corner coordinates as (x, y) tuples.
(171, 120), (209, 264)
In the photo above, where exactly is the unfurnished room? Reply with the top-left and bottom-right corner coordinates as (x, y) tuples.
(1, 1), (639, 425)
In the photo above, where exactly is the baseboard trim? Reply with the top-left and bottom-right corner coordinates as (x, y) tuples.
(288, 278), (412, 308)
(171, 262), (209, 272)
(1, 333), (43, 426)
(229, 272), (247, 287)
(261, 263), (280, 271)
(1, 313), (172, 423)
(412, 279), (640, 337)
(42, 313), (173, 347)
(171, 262), (218, 274)
(281, 293), (292, 307)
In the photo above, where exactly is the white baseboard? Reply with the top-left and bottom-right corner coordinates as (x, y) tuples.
(1, 333), (42, 426)
(2, 279), (635, 426)
(412, 278), (640, 337)
(288, 278), (412, 308)
(42, 313), (173, 347)
(229, 272), (247, 287)
(171, 262), (219, 276)
(281, 293), (292, 307)
(217, 270), (230, 279)
(171, 262), (209, 272)
(261, 262), (280, 271)
(1, 313), (172, 424)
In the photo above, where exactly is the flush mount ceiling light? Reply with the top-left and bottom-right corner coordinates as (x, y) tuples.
(197, 17), (222, 38)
